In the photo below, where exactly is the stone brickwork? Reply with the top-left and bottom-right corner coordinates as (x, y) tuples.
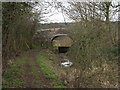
(32, 28), (68, 47)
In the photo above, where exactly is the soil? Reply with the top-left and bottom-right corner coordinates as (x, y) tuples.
(22, 49), (52, 88)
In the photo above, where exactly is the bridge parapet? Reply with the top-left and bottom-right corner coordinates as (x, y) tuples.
(32, 28), (72, 49)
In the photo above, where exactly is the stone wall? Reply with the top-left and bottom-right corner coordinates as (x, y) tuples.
(32, 28), (68, 47)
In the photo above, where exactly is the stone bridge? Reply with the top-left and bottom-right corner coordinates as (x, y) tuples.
(32, 28), (73, 52)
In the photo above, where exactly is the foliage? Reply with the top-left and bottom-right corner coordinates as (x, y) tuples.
(66, 20), (118, 88)
(2, 2), (38, 70)
(2, 57), (26, 88)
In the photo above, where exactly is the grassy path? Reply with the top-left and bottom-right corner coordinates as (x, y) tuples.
(2, 49), (67, 88)
(22, 50), (52, 88)
(3, 49), (117, 88)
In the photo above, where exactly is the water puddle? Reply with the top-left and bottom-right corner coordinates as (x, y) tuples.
(60, 59), (73, 67)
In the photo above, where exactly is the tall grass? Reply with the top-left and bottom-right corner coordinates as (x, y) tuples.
(67, 20), (118, 88)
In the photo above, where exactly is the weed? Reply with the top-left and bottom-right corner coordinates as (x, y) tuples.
(67, 21), (118, 88)
(36, 54), (67, 88)
(2, 58), (26, 88)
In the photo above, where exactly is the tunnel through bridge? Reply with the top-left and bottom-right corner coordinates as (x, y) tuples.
(51, 34), (73, 53)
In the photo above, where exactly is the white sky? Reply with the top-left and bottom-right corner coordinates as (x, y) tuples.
(35, 0), (119, 23)
(36, 2), (74, 23)
(40, 11), (74, 23)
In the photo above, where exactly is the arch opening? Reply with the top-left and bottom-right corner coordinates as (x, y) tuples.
(51, 34), (73, 53)
(58, 47), (69, 53)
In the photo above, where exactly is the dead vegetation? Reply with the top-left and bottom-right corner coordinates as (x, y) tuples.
(65, 20), (118, 88)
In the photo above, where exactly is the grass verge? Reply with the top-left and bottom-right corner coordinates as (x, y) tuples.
(2, 57), (26, 88)
(36, 52), (67, 88)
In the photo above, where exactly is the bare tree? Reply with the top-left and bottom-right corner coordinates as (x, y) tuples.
(53, 1), (119, 22)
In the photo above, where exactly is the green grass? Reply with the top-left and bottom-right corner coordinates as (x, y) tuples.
(29, 59), (43, 88)
(32, 44), (54, 49)
(36, 53), (67, 88)
(2, 57), (26, 88)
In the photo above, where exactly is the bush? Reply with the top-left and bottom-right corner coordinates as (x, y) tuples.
(2, 2), (37, 72)
(67, 20), (118, 88)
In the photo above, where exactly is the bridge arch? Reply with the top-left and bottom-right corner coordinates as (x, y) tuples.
(51, 34), (73, 53)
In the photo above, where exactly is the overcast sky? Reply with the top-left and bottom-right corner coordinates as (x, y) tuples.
(40, 12), (74, 23)
(35, 0), (119, 23)
(35, 2), (74, 23)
